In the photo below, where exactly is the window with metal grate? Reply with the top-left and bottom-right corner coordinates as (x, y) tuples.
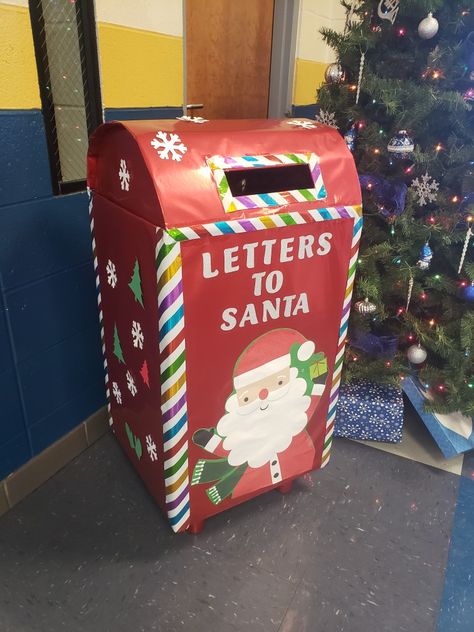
(29, 0), (102, 195)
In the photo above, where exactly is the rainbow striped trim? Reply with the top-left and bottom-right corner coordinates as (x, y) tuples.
(88, 190), (113, 428)
(156, 229), (190, 533)
(207, 152), (327, 213)
(321, 212), (363, 467)
(157, 205), (362, 531)
(168, 206), (361, 241)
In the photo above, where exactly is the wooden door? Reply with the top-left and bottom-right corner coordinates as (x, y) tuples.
(185, 0), (275, 119)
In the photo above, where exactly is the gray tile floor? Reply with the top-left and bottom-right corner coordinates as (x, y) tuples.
(0, 433), (459, 632)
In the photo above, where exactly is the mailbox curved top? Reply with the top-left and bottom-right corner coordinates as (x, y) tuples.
(88, 118), (361, 229)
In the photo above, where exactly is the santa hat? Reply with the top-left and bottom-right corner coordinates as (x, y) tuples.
(233, 328), (315, 390)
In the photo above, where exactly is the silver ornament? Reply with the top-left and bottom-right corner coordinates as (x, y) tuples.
(325, 63), (346, 84)
(407, 344), (428, 364)
(418, 12), (439, 40)
(355, 297), (377, 315)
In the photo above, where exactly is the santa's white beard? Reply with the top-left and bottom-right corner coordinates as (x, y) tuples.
(217, 369), (311, 468)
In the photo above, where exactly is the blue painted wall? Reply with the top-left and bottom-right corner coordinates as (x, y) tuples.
(0, 109), (105, 479)
(0, 106), (182, 480)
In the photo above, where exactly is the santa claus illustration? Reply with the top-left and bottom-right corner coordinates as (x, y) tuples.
(191, 328), (328, 505)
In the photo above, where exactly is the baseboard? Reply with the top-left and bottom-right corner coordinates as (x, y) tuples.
(0, 406), (109, 518)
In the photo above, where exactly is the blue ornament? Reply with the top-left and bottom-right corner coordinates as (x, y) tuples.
(462, 282), (474, 302)
(417, 242), (433, 270)
(344, 124), (357, 152)
(387, 130), (414, 160)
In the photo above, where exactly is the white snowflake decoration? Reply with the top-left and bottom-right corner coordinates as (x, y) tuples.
(411, 172), (439, 206)
(131, 320), (144, 350)
(315, 109), (339, 129)
(287, 119), (316, 129)
(146, 435), (158, 461)
(118, 159), (130, 191)
(150, 131), (187, 162)
(176, 115), (208, 124)
(112, 381), (122, 405)
(126, 370), (137, 397)
(106, 259), (117, 288)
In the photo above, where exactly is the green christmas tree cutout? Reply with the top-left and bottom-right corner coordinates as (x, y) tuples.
(113, 323), (125, 364)
(128, 259), (144, 307)
(125, 422), (142, 460)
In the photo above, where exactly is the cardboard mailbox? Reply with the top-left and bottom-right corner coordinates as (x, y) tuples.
(87, 118), (362, 533)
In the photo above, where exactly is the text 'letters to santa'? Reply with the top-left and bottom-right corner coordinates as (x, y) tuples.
(201, 233), (333, 331)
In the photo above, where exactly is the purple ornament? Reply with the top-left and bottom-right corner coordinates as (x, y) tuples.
(359, 174), (408, 217)
(351, 329), (399, 359)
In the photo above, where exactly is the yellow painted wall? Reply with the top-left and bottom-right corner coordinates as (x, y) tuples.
(293, 0), (346, 105)
(293, 59), (328, 106)
(0, 3), (40, 109)
(97, 22), (183, 108)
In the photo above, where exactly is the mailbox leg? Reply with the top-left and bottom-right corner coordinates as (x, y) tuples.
(188, 519), (205, 535)
(278, 481), (293, 495)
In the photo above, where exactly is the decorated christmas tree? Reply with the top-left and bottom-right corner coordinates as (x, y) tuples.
(318, 0), (474, 415)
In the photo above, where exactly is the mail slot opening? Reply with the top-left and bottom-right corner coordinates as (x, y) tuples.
(225, 163), (314, 197)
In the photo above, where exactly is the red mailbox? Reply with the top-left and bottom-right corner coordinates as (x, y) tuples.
(88, 118), (362, 533)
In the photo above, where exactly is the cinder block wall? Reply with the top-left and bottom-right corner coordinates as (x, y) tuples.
(0, 0), (343, 483)
(0, 0), (184, 481)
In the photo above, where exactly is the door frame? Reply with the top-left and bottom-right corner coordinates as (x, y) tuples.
(268, 0), (300, 118)
(183, 0), (300, 118)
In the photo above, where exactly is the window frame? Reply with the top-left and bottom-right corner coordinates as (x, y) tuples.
(29, 0), (103, 195)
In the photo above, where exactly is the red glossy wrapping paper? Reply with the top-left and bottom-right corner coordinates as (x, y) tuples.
(88, 118), (362, 533)
(88, 119), (361, 227)
(183, 219), (354, 524)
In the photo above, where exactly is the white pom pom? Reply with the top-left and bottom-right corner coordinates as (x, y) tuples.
(297, 340), (315, 362)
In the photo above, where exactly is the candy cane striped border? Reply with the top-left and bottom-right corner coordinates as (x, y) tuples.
(156, 229), (190, 533)
(207, 152), (327, 213)
(88, 190), (113, 428)
(157, 205), (362, 531)
(168, 206), (361, 241)
(321, 213), (363, 467)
